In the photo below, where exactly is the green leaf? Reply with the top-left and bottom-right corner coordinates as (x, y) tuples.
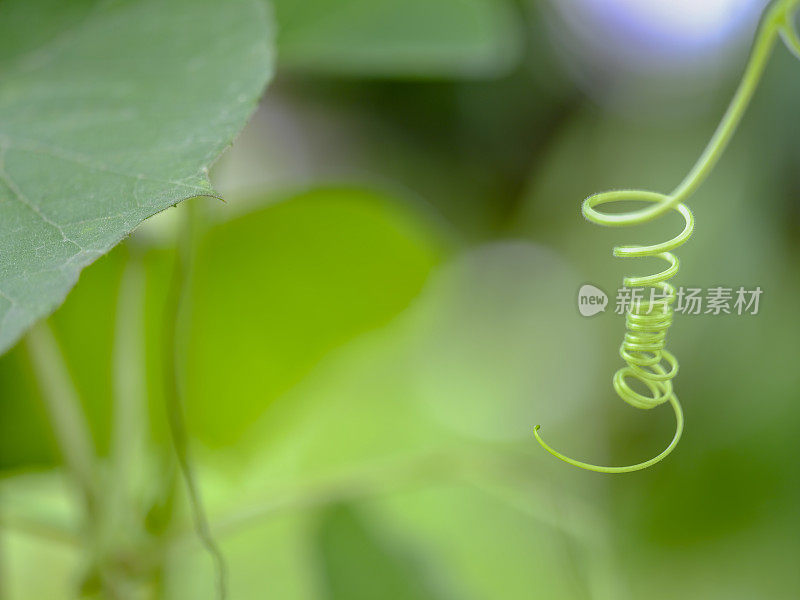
(0, 343), (55, 469)
(273, 0), (522, 78)
(0, 186), (446, 469)
(184, 187), (445, 447)
(363, 482), (606, 600)
(0, 0), (273, 354)
(164, 511), (320, 600)
(0, 245), (132, 471)
(226, 242), (595, 494)
(315, 503), (447, 600)
(0, 473), (80, 599)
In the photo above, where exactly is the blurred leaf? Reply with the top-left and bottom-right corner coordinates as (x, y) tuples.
(315, 503), (446, 600)
(0, 473), (80, 600)
(0, 247), (126, 470)
(362, 482), (601, 600)
(404, 241), (601, 441)
(635, 442), (783, 547)
(165, 511), (319, 600)
(185, 187), (446, 447)
(3, 531), (79, 600)
(217, 242), (598, 514)
(273, 0), (522, 78)
(0, 0), (273, 353)
(0, 344), (55, 469)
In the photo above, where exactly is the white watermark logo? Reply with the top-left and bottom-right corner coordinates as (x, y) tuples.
(614, 286), (762, 316)
(576, 285), (763, 317)
(577, 284), (608, 316)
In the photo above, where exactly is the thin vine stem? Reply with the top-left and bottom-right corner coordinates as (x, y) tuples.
(24, 324), (130, 598)
(0, 513), (78, 546)
(578, 0), (800, 228)
(109, 251), (147, 537)
(163, 200), (228, 600)
(670, 0), (798, 203)
(25, 323), (99, 513)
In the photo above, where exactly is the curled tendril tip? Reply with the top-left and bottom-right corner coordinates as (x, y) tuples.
(535, 0), (800, 473)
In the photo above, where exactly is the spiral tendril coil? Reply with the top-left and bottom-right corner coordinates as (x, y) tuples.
(534, 0), (800, 473)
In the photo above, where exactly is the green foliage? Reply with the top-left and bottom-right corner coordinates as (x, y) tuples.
(315, 503), (443, 600)
(273, 0), (522, 78)
(185, 188), (445, 447)
(0, 347), (53, 469)
(0, 186), (447, 460)
(3, 0), (800, 598)
(0, 0), (273, 353)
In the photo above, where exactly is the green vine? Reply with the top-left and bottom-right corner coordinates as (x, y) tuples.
(535, 0), (800, 473)
(162, 201), (229, 599)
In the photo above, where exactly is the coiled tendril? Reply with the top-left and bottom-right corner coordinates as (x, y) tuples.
(535, 0), (800, 473)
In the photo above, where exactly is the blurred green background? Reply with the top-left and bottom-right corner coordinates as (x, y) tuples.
(2, 0), (800, 598)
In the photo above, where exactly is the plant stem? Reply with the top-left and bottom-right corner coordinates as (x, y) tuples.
(178, 449), (605, 547)
(163, 200), (228, 600)
(0, 512), (78, 547)
(25, 323), (98, 513)
(25, 323), (130, 598)
(670, 0), (795, 203)
(109, 252), (147, 535)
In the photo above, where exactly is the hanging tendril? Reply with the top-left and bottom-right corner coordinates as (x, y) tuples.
(534, 0), (800, 473)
